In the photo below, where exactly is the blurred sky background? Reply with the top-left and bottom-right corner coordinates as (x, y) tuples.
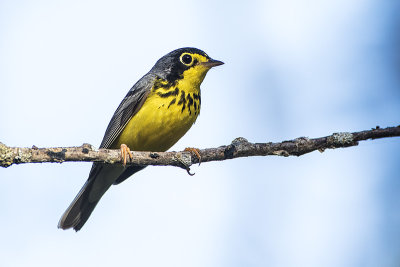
(1, 0), (400, 266)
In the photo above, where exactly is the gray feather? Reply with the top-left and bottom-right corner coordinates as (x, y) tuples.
(58, 74), (155, 231)
(100, 73), (156, 149)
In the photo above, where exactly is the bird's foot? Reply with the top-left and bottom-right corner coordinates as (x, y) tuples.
(120, 144), (133, 166)
(184, 147), (201, 166)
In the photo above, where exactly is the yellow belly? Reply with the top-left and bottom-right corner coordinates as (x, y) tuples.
(112, 87), (200, 152)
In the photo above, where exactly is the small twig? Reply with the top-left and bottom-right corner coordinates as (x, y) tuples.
(0, 125), (399, 169)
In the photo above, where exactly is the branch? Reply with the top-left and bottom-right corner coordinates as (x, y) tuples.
(1, 126), (399, 170)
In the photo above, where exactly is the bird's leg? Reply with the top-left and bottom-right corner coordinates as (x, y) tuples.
(184, 147), (201, 165)
(120, 144), (133, 166)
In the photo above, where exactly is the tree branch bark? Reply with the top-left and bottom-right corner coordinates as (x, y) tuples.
(1, 126), (399, 170)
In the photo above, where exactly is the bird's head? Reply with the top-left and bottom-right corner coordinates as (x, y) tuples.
(150, 47), (224, 87)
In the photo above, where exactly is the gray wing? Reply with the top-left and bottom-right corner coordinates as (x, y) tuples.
(100, 73), (156, 149)
(58, 73), (156, 231)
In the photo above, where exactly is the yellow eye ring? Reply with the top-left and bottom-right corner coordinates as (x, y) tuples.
(180, 53), (193, 66)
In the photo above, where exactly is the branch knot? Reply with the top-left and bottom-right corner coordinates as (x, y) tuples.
(224, 137), (250, 159)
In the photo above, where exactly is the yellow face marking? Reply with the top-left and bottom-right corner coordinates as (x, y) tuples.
(178, 54), (212, 90)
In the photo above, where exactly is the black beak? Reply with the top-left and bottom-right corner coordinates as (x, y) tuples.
(201, 58), (224, 68)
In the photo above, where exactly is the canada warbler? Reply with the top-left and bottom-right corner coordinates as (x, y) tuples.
(58, 47), (223, 231)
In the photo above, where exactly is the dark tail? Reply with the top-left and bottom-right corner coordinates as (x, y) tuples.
(58, 164), (120, 231)
(58, 179), (99, 231)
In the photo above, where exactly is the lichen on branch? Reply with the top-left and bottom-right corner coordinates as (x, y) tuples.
(0, 126), (399, 170)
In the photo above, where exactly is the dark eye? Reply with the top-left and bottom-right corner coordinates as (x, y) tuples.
(181, 54), (193, 65)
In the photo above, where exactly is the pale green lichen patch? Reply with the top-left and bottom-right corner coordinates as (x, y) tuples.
(0, 143), (32, 167)
(19, 148), (32, 163)
(0, 142), (14, 167)
(328, 132), (357, 147)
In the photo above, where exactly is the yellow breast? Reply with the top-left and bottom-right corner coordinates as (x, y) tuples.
(113, 80), (201, 152)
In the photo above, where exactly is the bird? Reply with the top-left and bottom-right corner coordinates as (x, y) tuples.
(58, 47), (223, 231)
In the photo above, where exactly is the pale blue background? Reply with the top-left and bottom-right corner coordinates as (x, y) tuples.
(1, 1), (400, 266)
